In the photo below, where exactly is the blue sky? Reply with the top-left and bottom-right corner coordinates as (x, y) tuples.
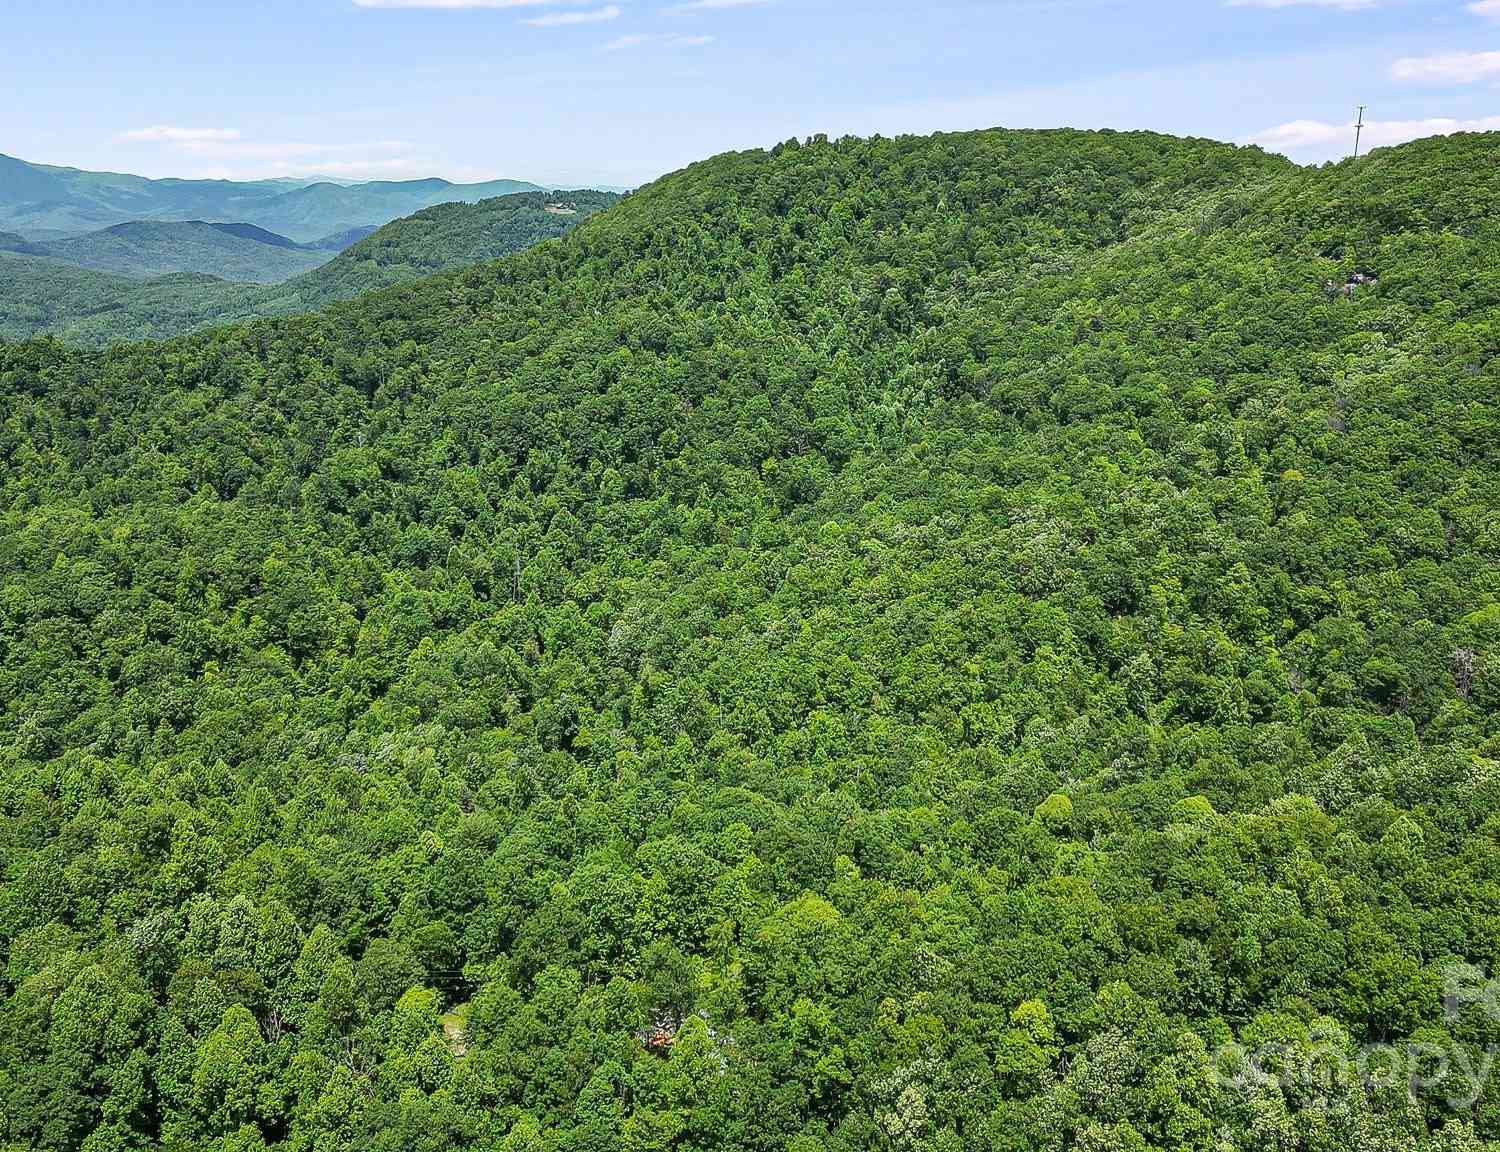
(3, 0), (1497, 187)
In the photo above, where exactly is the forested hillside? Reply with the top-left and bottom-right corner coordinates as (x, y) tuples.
(1, 127), (1499, 1152)
(245, 191), (621, 314)
(0, 191), (617, 346)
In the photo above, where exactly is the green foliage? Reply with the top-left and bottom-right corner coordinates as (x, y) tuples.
(1033, 794), (1074, 833)
(0, 252), (264, 344)
(1, 127), (1499, 1152)
(255, 190), (620, 307)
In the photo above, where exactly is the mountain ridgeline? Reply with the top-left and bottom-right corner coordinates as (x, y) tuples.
(0, 152), (544, 241)
(2, 128), (1499, 1152)
(0, 190), (619, 345)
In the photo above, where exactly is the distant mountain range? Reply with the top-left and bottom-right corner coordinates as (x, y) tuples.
(0, 220), (336, 282)
(0, 152), (544, 241)
(0, 189), (619, 345)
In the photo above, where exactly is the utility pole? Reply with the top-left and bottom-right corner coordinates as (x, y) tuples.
(1353, 105), (1366, 160)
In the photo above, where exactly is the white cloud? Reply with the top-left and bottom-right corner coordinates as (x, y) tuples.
(119, 125), (242, 143)
(603, 31), (714, 49)
(271, 156), (443, 176)
(1248, 114), (1500, 155)
(354, 0), (591, 7)
(1468, 0), (1500, 14)
(122, 133), (412, 160)
(354, 0), (623, 29)
(116, 128), (435, 179)
(200, 140), (414, 161)
(524, 3), (620, 23)
(1392, 49), (1500, 83)
(1227, 0), (1377, 8)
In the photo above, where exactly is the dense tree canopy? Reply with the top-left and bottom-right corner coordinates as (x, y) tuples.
(1, 127), (1499, 1152)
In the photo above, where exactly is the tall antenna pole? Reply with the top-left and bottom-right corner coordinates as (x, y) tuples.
(1353, 105), (1366, 159)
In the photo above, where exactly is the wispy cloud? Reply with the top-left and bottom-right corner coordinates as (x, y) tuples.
(353, 0), (593, 8)
(1468, 0), (1500, 13)
(353, 0), (622, 29)
(1392, 49), (1500, 83)
(603, 31), (714, 49)
(524, 3), (620, 24)
(1249, 114), (1500, 155)
(120, 131), (413, 160)
(116, 127), (440, 179)
(604, 32), (653, 48)
(119, 125), (242, 143)
(1226, 0), (1378, 8)
(280, 157), (442, 176)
